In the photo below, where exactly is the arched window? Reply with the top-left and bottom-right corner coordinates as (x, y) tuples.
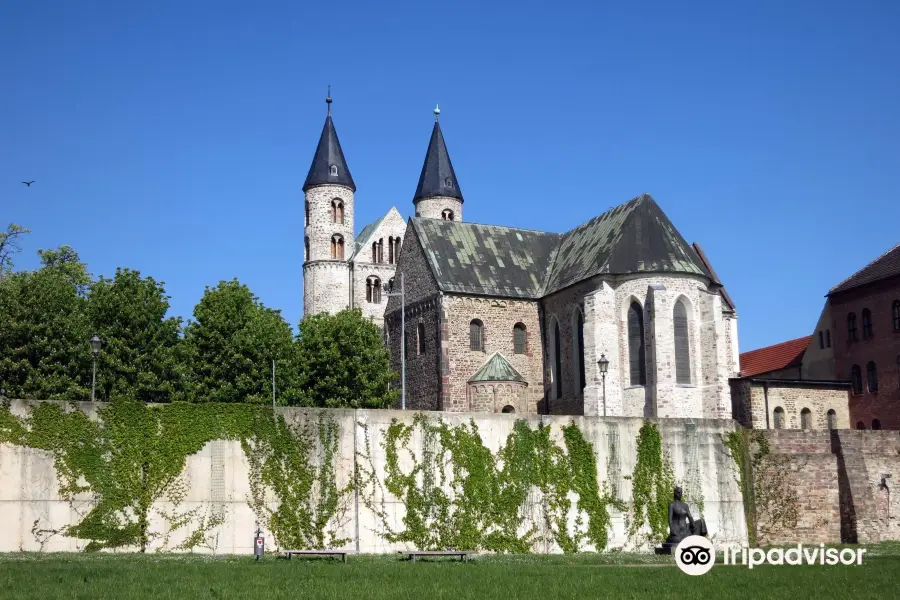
(818, 331), (824, 350)
(470, 320), (484, 352)
(513, 323), (527, 354)
(331, 235), (344, 259)
(442, 209), (454, 221)
(366, 277), (381, 304)
(800, 408), (812, 430)
(417, 322), (425, 355)
(826, 329), (831, 348)
(304, 236), (310, 262)
(501, 405), (515, 413)
(847, 313), (857, 342)
(329, 164), (338, 176)
(332, 199), (344, 224)
(827, 409), (837, 430)
(872, 419), (882, 430)
(388, 237), (395, 264)
(674, 298), (691, 384)
(554, 321), (562, 398)
(856, 421), (866, 430)
(377, 239), (384, 264)
(627, 301), (646, 386)
(372, 242), (378, 263)
(867, 361), (878, 393)
(862, 308), (873, 339)
(773, 407), (784, 429)
(393, 237), (402, 261)
(851, 364), (863, 394)
(893, 300), (900, 331)
(305, 200), (310, 223)
(573, 310), (585, 391)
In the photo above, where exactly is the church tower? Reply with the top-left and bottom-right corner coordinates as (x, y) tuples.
(413, 105), (464, 221)
(302, 90), (355, 316)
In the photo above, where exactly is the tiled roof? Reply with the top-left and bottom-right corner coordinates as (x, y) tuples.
(468, 353), (526, 383)
(739, 337), (810, 377)
(829, 244), (900, 295)
(410, 194), (716, 300)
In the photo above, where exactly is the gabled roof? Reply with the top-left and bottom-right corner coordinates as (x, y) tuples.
(739, 336), (809, 377)
(353, 216), (385, 257)
(543, 194), (715, 294)
(468, 353), (526, 383)
(413, 120), (463, 203)
(303, 114), (356, 192)
(829, 244), (900, 295)
(410, 218), (560, 298)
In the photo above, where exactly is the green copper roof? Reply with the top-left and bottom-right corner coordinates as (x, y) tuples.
(468, 353), (526, 383)
(409, 194), (716, 299)
(352, 216), (385, 259)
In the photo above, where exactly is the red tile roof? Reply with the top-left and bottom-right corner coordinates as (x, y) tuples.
(830, 243), (900, 295)
(739, 336), (810, 377)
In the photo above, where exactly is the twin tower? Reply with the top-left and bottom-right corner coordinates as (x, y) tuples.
(302, 95), (464, 325)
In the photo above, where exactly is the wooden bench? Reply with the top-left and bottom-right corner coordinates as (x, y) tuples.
(283, 549), (349, 563)
(400, 550), (474, 563)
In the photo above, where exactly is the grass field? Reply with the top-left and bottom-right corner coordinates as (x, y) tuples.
(1, 547), (898, 600)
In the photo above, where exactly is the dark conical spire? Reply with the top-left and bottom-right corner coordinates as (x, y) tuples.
(303, 89), (355, 192)
(413, 105), (463, 203)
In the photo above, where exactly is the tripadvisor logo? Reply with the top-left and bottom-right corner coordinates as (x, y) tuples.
(675, 537), (868, 575)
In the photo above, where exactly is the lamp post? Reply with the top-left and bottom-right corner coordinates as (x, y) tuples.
(383, 273), (406, 410)
(90, 335), (102, 402)
(597, 353), (609, 417)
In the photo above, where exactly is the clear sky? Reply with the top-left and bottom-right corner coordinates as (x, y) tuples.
(2, 0), (898, 353)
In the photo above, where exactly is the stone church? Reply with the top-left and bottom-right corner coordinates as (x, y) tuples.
(301, 97), (741, 417)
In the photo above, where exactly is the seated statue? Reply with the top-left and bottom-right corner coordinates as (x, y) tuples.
(656, 486), (707, 554)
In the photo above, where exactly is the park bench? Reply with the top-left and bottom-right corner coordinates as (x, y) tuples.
(400, 550), (474, 563)
(283, 549), (349, 563)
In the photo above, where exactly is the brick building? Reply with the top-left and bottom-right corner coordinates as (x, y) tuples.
(826, 244), (900, 430)
(379, 114), (740, 415)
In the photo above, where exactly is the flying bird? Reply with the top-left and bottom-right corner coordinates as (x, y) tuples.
(22, 181), (34, 186)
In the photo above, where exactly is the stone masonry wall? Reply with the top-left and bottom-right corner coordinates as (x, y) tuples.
(350, 208), (407, 327)
(729, 379), (851, 430)
(414, 196), (463, 222)
(303, 183), (355, 317)
(302, 262), (350, 316)
(443, 296), (543, 413)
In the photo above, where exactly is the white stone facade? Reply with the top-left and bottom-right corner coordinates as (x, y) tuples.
(414, 196), (463, 222)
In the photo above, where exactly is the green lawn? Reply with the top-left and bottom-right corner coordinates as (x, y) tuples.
(1, 549), (897, 600)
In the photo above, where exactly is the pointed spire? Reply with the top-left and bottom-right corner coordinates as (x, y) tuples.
(413, 106), (463, 203)
(303, 89), (355, 192)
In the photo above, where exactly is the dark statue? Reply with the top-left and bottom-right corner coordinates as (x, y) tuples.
(656, 486), (707, 554)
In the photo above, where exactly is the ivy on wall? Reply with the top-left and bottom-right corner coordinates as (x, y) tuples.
(626, 421), (676, 546)
(356, 415), (624, 553)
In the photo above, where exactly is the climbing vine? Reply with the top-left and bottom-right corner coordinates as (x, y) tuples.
(626, 421), (675, 546)
(356, 415), (622, 554)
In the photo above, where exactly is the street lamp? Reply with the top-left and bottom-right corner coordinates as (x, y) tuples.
(597, 354), (609, 417)
(382, 274), (406, 410)
(90, 335), (102, 402)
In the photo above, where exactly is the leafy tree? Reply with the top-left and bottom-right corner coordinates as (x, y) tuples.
(86, 268), (185, 402)
(0, 223), (31, 275)
(0, 246), (92, 399)
(294, 308), (399, 409)
(182, 279), (297, 403)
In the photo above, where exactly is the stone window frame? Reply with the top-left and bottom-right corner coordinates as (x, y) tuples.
(847, 312), (857, 342)
(626, 298), (647, 387)
(549, 315), (562, 399)
(818, 331), (824, 350)
(773, 406), (785, 429)
(825, 329), (831, 348)
(571, 306), (586, 393)
(331, 199), (344, 225)
(330, 234), (345, 260)
(892, 300), (900, 331)
(304, 236), (310, 262)
(305, 199), (310, 223)
(867, 360), (878, 393)
(850, 364), (863, 395)
(872, 419), (882, 430)
(416, 322), (426, 355)
(441, 209), (455, 221)
(470, 319), (485, 353)
(672, 295), (693, 386)
(800, 407), (812, 430)
(501, 405), (515, 413)
(856, 421), (866, 430)
(329, 164), (338, 177)
(388, 236), (395, 264)
(513, 322), (527, 355)
(861, 308), (873, 340)
(826, 409), (837, 430)
(366, 276), (382, 304)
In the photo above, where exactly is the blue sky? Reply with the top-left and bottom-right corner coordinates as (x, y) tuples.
(2, 0), (898, 353)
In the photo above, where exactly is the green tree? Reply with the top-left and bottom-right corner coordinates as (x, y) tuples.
(294, 308), (398, 408)
(0, 246), (92, 399)
(0, 223), (31, 275)
(182, 279), (296, 403)
(86, 268), (185, 402)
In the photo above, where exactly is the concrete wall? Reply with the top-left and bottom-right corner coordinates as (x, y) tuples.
(756, 429), (900, 546)
(0, 400), (747, 554)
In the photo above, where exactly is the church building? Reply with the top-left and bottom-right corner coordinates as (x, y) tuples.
(301, 95), (741, 417)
